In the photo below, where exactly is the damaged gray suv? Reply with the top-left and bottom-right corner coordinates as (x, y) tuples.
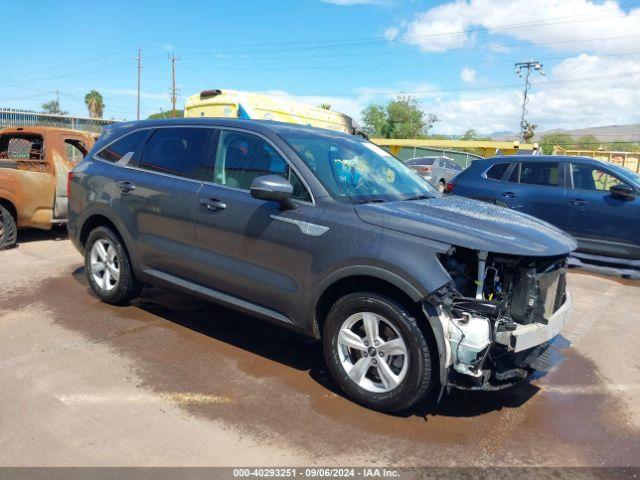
(68, 118), (576, 412)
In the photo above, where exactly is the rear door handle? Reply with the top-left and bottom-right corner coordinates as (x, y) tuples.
(200, 198), (227, 212)
(570, 199), (588, 206)
(501, 191), (517, 198)
(115, 180), (135, 193)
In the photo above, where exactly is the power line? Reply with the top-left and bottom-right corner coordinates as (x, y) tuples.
(172, 3), (640, 53)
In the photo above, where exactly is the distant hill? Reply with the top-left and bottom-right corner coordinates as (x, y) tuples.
(535, 124), (640, 142)
(491, 124), (640, 142)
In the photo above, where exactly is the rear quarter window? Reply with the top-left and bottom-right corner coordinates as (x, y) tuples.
(485, 163), (509, 180)
(96, 129), (150, 163)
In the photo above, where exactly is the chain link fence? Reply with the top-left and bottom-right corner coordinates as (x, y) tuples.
(0, 108), (115, 133)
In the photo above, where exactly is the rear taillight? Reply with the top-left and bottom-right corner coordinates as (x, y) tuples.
(416, 166), (432, 173)
(67, 171), (74, 199)
(445, 181), (455, 193)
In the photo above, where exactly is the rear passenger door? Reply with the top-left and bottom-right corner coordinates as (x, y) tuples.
(110, 126), (216, 281)
(193, 128), (316, 326)
(498, 161), (569, 229)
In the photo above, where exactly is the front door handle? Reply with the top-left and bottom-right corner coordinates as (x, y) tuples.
(501, 191), (517, 198)
(115, 180), (135, 193)
(200, 198), (227, 212)
(570, 199), (588, 206)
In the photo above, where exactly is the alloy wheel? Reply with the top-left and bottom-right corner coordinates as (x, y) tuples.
(89, 238), (120, 291)
(337, 311), (409, 393)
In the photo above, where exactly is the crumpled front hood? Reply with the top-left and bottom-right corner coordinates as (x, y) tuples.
(355, 196), (577, 257)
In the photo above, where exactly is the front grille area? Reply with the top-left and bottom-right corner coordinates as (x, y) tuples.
(510, 260), (567, 325)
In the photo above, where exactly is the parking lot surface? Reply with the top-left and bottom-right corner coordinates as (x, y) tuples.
(1, 230), (639, 467)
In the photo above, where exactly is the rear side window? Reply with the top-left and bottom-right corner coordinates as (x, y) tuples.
(139, 127), (218, 179)
(97, 130), (149, 163)
(520, 162), (559, 186)
(486, 163), (509, 180)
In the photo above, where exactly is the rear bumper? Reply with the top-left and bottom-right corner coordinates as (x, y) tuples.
(495, 291), (573, 353)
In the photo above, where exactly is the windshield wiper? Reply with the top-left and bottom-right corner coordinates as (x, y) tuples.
(353, 198), (386, 204)
(402, 194), (431, 201)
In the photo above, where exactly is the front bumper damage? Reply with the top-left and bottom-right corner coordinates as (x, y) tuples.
(426, 249), (573, 392)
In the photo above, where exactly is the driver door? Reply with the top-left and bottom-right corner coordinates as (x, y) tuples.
(192, 129), (319, 326)
(566, 162), (640, 258)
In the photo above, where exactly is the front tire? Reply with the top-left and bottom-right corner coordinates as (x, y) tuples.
(84, 226), (142, 305)
(323, 293), (433, 413)
(0, 204), (17, 250)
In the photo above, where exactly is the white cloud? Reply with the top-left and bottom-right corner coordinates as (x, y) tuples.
(102, 89), (168, 100)
(428, 54), (640, 135)
(460, 67), (476, 83)
(398, 0), (640, 53)
(384, 26), (400, 41)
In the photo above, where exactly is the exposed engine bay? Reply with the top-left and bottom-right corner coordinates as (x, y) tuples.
(430, 247), (570, 390)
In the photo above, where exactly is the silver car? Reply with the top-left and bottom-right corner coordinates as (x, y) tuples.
(405, 156), (463, 192)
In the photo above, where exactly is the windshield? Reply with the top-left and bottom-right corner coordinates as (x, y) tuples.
(280, 131), (438, 203)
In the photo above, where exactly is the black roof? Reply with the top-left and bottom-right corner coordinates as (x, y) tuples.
(104, 117), (356, 139)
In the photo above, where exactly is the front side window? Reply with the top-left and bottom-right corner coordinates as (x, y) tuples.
(97, 129), (150, 163)
(571, 163), (626, 191)
(519, 162), (559, 186)
(280, 131), (437, 203)
(213, 130), (311, 202)
(139, 127), (217, 179)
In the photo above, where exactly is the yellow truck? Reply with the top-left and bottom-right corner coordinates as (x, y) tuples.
(184, 89), (367, 137)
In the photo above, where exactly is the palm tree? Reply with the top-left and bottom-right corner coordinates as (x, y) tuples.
(84, 90), (104, 118)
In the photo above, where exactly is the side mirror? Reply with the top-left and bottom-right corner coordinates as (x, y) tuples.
(609, 183), (636, 200)
(250, 175), (297, 209)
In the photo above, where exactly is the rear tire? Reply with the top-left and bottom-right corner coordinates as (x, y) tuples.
(84, 226), (142, 305)
(323, 292), (433, 413)
(0, 204), (17, 250)
(437, 180), (446, 193)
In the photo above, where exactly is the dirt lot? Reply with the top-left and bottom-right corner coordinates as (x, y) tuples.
(1, 230), (639, 467)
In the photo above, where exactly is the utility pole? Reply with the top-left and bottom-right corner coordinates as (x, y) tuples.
(168, 53), (180, 117)
(136, 48), (142, 120)
(515, 60), (544, 142)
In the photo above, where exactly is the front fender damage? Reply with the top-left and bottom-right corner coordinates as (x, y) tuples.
(424, 248), (572, 395)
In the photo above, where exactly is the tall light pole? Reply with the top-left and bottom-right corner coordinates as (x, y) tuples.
(136, 48), (142, 120)
(168, 53), (180, 117)
(515, 60), (544, 141)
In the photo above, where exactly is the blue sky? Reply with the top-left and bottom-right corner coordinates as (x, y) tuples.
(2, 0), (640, 135)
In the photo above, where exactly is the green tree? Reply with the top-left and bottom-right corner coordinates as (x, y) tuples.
(318, 103), (331, 110)
(361, 96), (438, 139)
(84, 90), (104, 118)
(539, 133), (574, 154)
(41, 99), (67, 115)
(147, 109), (183, 119)
(575, 134), (600, 150)
(523, 122), (537, 143)
(608, 141), (640, 152)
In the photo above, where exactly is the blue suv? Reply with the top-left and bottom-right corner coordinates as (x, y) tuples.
(449, 155), (640, 262)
